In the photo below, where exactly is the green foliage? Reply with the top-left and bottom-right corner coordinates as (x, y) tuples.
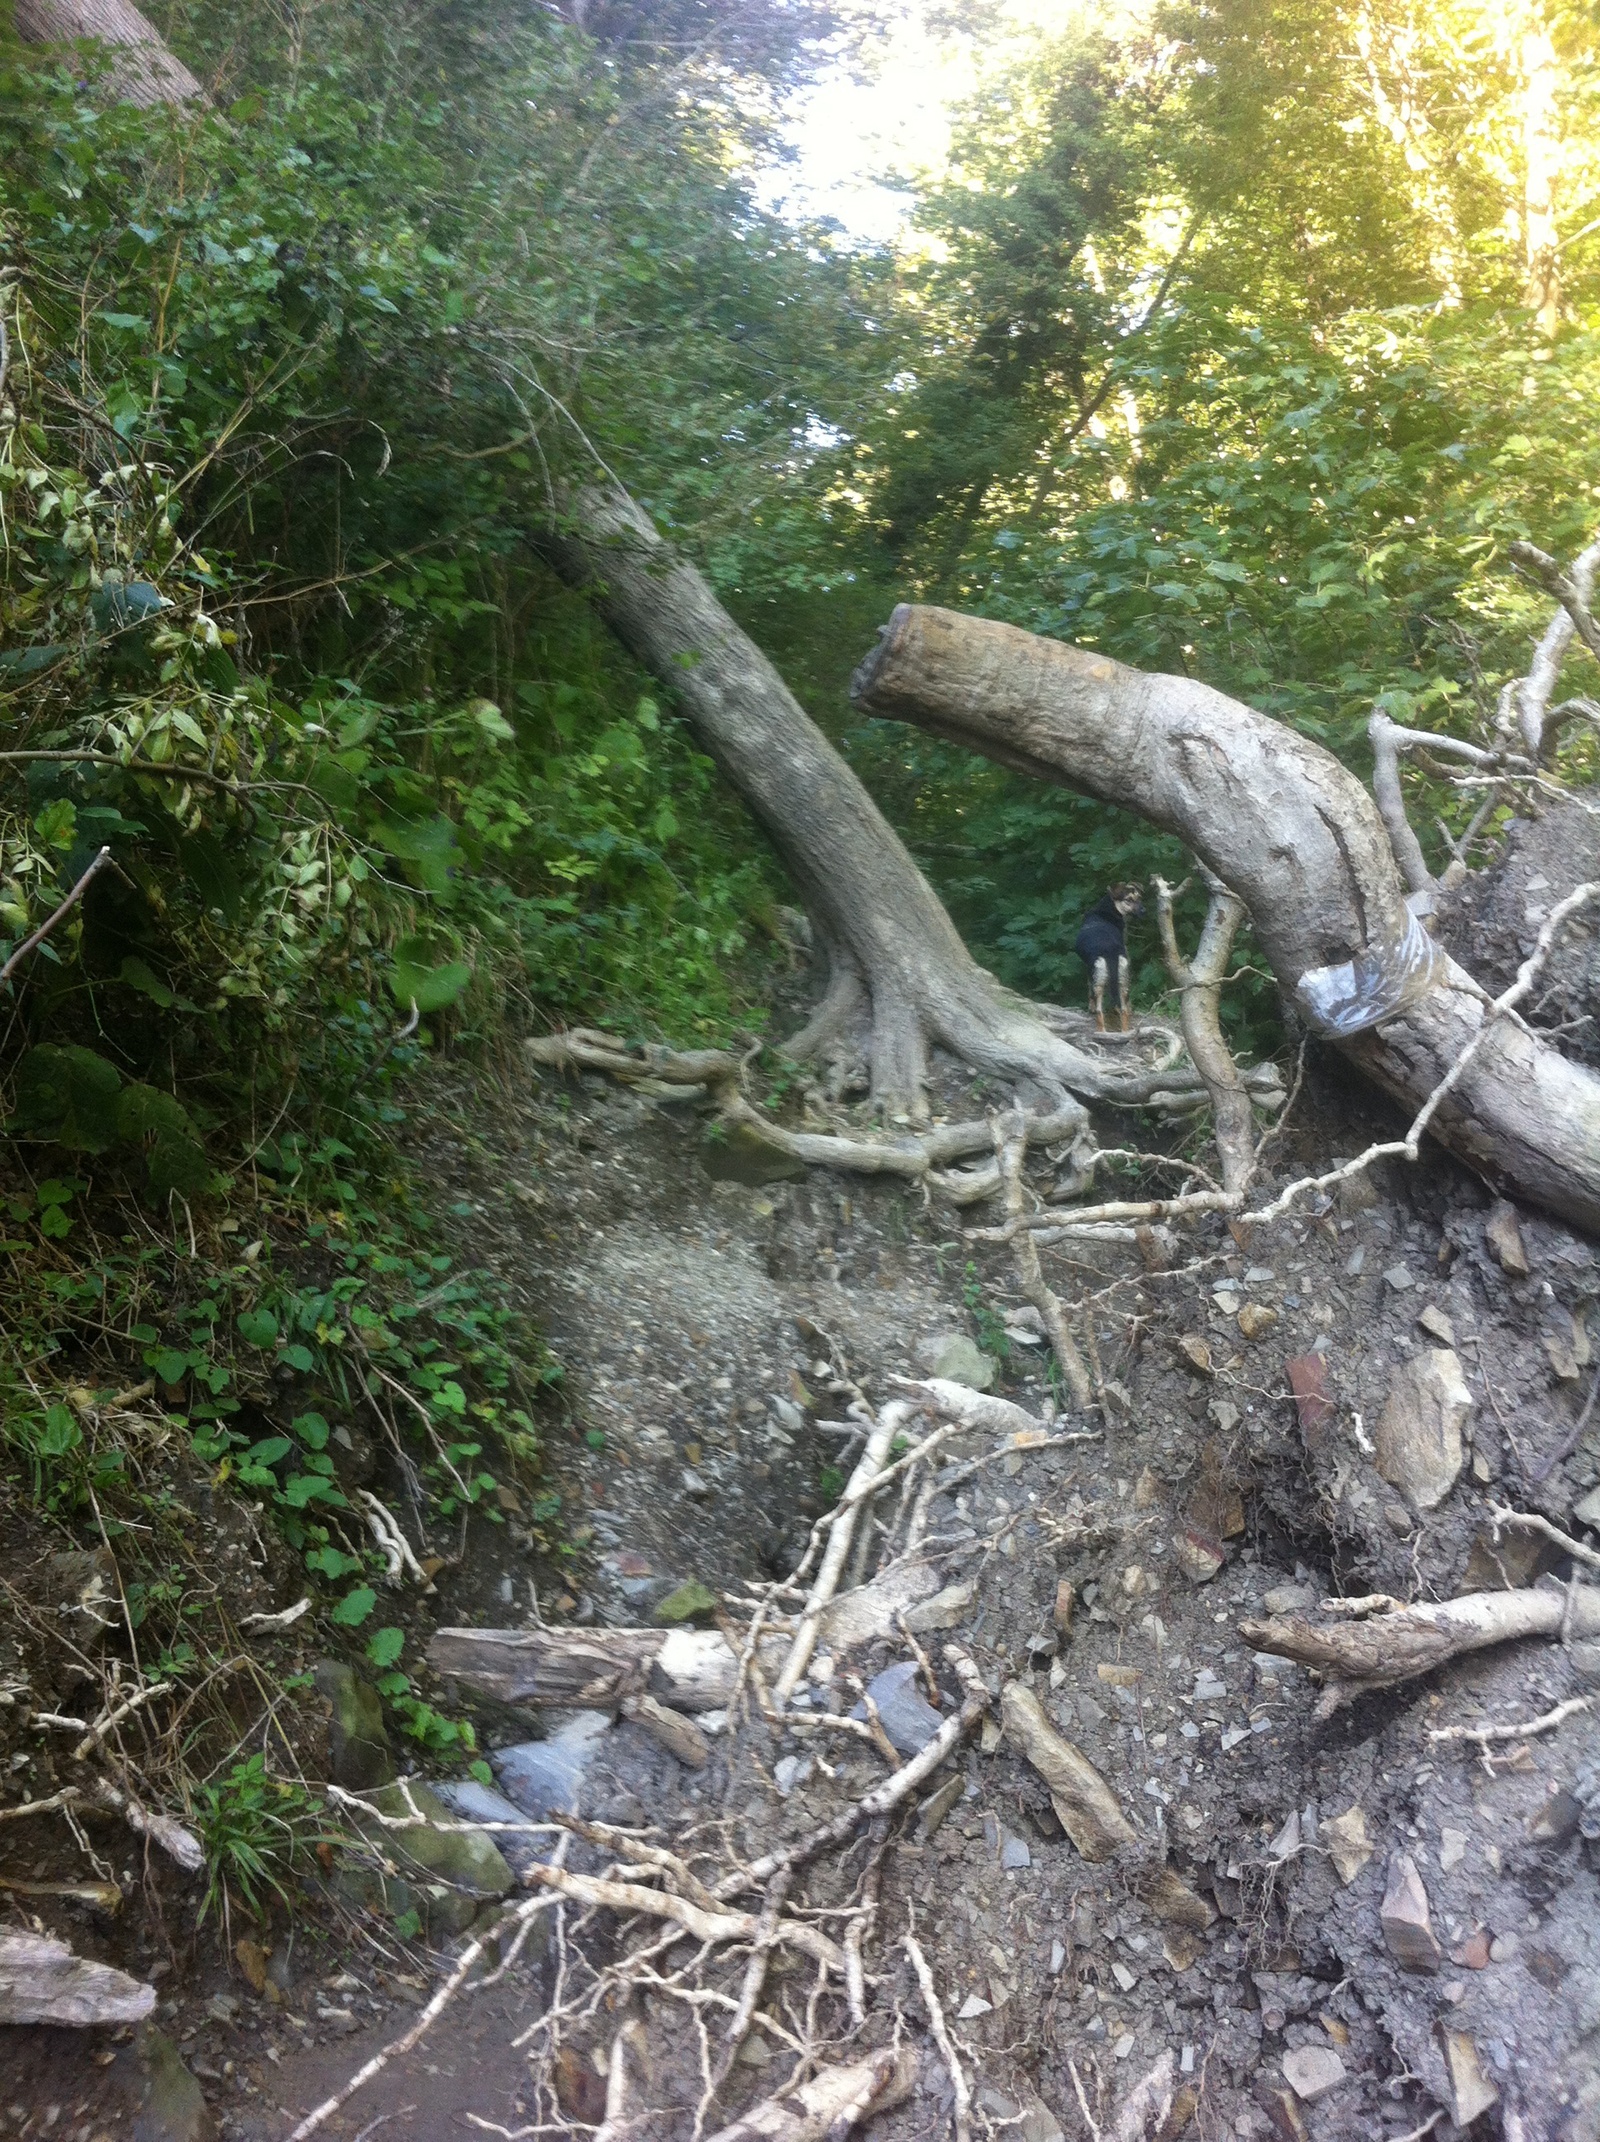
(191, 1756), (327, 1925)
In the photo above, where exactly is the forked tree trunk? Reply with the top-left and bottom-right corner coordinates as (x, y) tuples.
(13, 0), (203, 103)
(545, 489), (1166, 1122)
(853, 603), (1600, 1234)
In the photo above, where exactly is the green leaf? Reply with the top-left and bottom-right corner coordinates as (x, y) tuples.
(237, 1308), (280, 1348)
(389, 934), (472, 1013)
(469, 698), (515, 743)
(293, 1411), (330, 1449)
(306, 1544), (361, 1579)
(281, 1344), (315, 1373)
(152, 1350), (190, 1387)
(366, 1626), (405, 1669)
(468, 1759), (493, 1787)
(331, 1586), (377, 1626)
(244, 1436), (292, 1467)
(282, 1474), (345, 1509)
(118, 956), (175, 1007)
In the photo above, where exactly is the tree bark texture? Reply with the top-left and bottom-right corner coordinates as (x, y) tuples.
(14, 0), (203, 103)
(544, 490), (1153, 1121)
(853, 604), (1600, 1234)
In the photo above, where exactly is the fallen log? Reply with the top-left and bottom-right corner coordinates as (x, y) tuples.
(1241, 1584), (1600, 1714)
(853, 604), (1600, 1233)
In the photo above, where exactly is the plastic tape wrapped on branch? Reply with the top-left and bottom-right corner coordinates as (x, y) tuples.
(1296, 910), (1447, 1038)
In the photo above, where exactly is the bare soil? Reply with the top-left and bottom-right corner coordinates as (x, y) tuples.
(7, 1008), (1600, 2142)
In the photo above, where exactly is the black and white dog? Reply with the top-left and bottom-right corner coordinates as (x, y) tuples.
(1074, 883), (1144, 1033)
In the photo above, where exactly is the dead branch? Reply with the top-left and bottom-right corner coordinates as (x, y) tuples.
(773, 1399), (915, 1706)
(1511, 539), (1600, 672)
(1151, 874), (1255, 1193)
(0, 846), (117, 988)
(1242, 1584), (1600, 1714)
(1485, 1500), (1600, 1574)
(998, 1683), (1211, 1926)
(735, 1646), (989, 1895)
(1501, 534), (1600, 757)
(1428, 1694), (1592, 1747)
(522, 1861), (847, 1974)
(904, 1932), (971, 2142)
(703, 2047), (916, 2142)
(992, 1110), (1094, 1406)
(93, 1779), (203, 1874)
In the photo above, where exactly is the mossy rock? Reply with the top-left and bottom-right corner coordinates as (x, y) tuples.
(700, 1118), (806, 1186)
(314, 1660), (394, 1790)
(654, 1579), (719, 1625)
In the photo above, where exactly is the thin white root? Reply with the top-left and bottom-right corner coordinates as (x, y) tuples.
(283, 1892), (557, 2140)
(1487, 1501), (1600, 1575)
(734, 1645), (990, 1894)
(240, 1597), (311, 1629)
(522, 1862), (847, 1975)
(1113, 2051), (1177, 2142)
(904, 1931), (971, 2142)
(72, 1680), (171, 1760)
(1428, 1694), (1593, 1748)
(356, 1491), (429, 1587)
(993, 1110), (1093, 1408)
(773, 1399), (914, 1707)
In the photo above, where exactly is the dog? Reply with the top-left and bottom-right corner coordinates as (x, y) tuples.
(1074, 883), (1144, 1032)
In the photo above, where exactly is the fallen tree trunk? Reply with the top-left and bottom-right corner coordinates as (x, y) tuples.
(853, 604), (1600, 1233)
(543, 489), (1198, 1126)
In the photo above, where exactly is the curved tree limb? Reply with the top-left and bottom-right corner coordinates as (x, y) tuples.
(541, 488), (1202, 1126)
(853, 605), (1600, 1233)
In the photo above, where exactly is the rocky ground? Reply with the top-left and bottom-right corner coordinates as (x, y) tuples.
(6, 973), (1600, 2141)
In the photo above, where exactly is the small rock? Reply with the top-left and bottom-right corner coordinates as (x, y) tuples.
(1258, 2086), (1310, 2142)
(233, 1938), (269, 1994)
(772, 1754), (811, 1797)
(916, 1774), (965, 1840)
(1266, 1810), (1301, 1861)
(1017, 2095), (1066, 2142)
(956, 1993), (992, 2019)
(1192, 1668), (1227, 1703)
(1486, 1200), (1530, 1277)
(1111, 1960), (1137, 1992)
(1438, 2026), (1500, 2126)
(931, 1335), (996, 1391)
(1173, 1527), (1225, 1584)
(1451, 1930), (1491, 1970)
(1383, 1264), (1415, 1292)
(1285, 1354), (1336, 1453)
(679, 1467), (711, 1498)
(1001, 1834), (1032, 1871)
(1049, 1939), (1067, 1975)
(1281, 2046), (1345, 2103)
(1417, 1304), (1456, 1345)
(1112, 2033), (1135, 2060)
(851, 1661), (943, 1756)
(1380, 1854), (1442, 1971)
(1163, 1928), (1202, 1971)
(1374, 1348), (1472, 1510)
(1382, 1502), (1413, 1537)
(1489, 1930), (1519, 1962)
(736, 2034), (773, 2067)
(1053, 1578), (1076, 1634)
(1177, 1334), (1212, 1374)
(350, 1781), (514, 1934)
(654, 1579), (718, 1624)
(1133, 1466), (1162, 1507)
(1237, 1303), (1278, 1341)
(1261, 1584), (1314, 1615)
(132, 2025), (214, 2142)
(1529, 1788), (1583, 1845)
(1438, 1827), (1467, 1872)
(1575, 1485), (1600, 1529)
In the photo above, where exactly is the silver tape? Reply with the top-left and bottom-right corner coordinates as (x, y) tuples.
(1296, 908), (1447, 1038)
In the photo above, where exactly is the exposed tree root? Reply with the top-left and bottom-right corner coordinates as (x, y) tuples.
(1151, 874), (1255, 1195)
(1241, 1584), (1600, 1715)
(703, 2047), (916, 2142)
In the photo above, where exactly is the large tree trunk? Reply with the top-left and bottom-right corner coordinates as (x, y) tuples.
(544, 488), (1185, 1122)
(852, 603), (1600, 1234)
(13, 0), (202, 104)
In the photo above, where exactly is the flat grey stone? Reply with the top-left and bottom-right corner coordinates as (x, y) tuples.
(431, 1778), (548, 1876)
(495, 1710), (612, 1820)
(1375, 1348), (1471, 1510)
(850, 1660), (943, 1755)
(1001, 1834), (1032, 1870)
(1282, 2046), (1345, 2102)
(930, 1334), (996, 1390)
